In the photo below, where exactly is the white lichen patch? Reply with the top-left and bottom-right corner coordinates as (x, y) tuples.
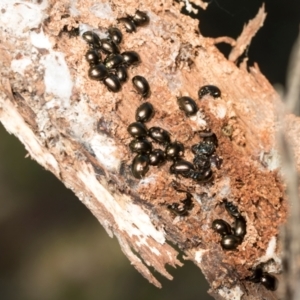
(89, 135), (121, 172)
(30, 28), (52, 50)
(89, 2), (114, 21)
(194, 249), (208, 264)
(218, 285), (244, 300)
(11, 57), (32, 76)
(40, 52), (73, 106)
(0, 0), (48, 37)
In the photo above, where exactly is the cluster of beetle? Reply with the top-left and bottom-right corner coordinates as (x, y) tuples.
(212, 200), (247, 250)
(127, 85), (222, 180)
(78, 10), (279, 292)
(82, 10), (150, 94)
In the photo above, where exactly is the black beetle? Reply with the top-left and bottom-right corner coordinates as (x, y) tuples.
(167, 188), (193, 216)
(108, 27), (123, 44)
(122, 51), (140, 66)
(246, 268), (278, 291)
(82, 31), (102, 48)
(88, 64), (108, 81)
(135, 102), (154, 123)
(103, 74), (121, 92)
(246, 268), (263, 283)
(100, 39), (120, 54)
(233, 217), (246, 238)
(149, 149), (165, 166)
(132, 10), (150, 26)
(198, 85), (221, 99)
(212, 219), (232, 236)
(191, 141), (216, 156)
(132, 75), (150, 98)
(221, 234), (241, 250)
(203, 133), (218, 147)
(115, 66), (128, 83)
(177, 96), (198, 116)
(189, 168), (213, 182)
(129, 138), (152, 154)
(131, 154), (150, 179)
(260, 273), (278, 291)
(85, 49), (101, 65)
(148, 127), (171, 144)
(165, 141), (184, 160)
(224, 201), (241, 218)
(170, 160), (194, 178)
(127, 122), (148, 138)
(193, 154), (211, 170)
(118, 17), (136, 33)
(104, 54), (124, 69)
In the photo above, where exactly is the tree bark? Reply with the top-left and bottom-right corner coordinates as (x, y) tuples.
(0, 1), (298, 299)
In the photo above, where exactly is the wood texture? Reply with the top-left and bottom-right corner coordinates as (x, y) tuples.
(0, 1), (298, 299)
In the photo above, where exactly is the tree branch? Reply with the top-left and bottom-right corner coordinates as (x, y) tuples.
(0, 0), (297, 299)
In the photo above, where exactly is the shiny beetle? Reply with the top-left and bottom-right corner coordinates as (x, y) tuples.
(165, 141), (184, 160)
(115, 66), (128, 83)
(85, 49), (101, 65)
(118, 17), (136, 33)
(149, 149), (165, 166)
(233, 217), (247, 238)
(108, 27), (123, 44)
(88, 64), (108, 81)
(104, 54), (124, 69)
(221, 234), (241, 250)
(188, 168), (213, 182)
(260, 273), (278, 291)
(103, 74), (121, 92)
(168, 184), (193, 216)
(246, 268), (278, 291)
(191, 141), (216, 156)
(100, 39), (120, 54)
(131, 154), (150, 179)
(212, 219), (232, 236)
(132, 75), (150, 98)
(177, 96), (198, 116)
(82, 31), (102, 48)
(135, 102), (154, 123)
(148, 126), (171, 144)
(132, 10), (150, 26)
(224, 201), (241, 218)
(198, 85), (221, 99)
(122, 51), (141, 66)
(127, 122), (148, 138)
(170, 160), (194, 178)
(202, 132), (218, 147)
(129, 138), (152, 154)
(193, 154), (211, 170)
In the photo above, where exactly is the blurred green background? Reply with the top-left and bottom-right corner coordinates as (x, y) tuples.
(1, 1), (299, 299)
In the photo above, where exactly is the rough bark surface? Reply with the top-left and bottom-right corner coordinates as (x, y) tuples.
(0, 1), (298, 299)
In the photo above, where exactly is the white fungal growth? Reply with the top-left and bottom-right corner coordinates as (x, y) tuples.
(11, 57), (32, 76)
(0, 0), (48, 36)
(89, 3), (114, 21)
(194, 249), (208, 264)
(218, 286), (244, 300)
